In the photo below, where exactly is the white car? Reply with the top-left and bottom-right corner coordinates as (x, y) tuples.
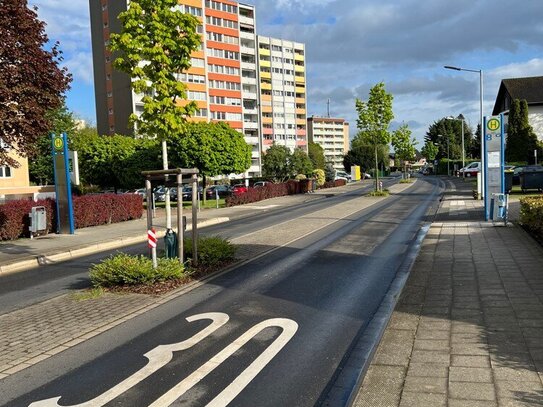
(335, 171), (351, 181)
(458, 162), (481, 177)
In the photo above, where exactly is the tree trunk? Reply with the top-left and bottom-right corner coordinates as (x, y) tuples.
(162, 140), (172, 230)
(375, 144), (379, 191)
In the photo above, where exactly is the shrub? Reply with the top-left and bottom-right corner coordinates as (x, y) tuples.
(89, 253), (184, 287)
(368, 190), (390, 197)
(184, 236), (237, 267)
(322, 179), (347, 189)
(0, 199), (56, 240)
(313, 169), (325, 186)
(520, 196), (543, 239)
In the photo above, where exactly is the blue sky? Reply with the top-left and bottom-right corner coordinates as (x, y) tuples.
(33, 0), (543, 144)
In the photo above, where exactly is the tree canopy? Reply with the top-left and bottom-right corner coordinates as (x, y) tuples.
(391, 124), (417, 164)
(506, 99), (539, 164)
(425, 117), (475, 160)
(262, 145), (313, 182)
(421, 140), (439, 162)
(167, 122), (251, 177)
(0, 0), (71, 166)
(109, 0), (202, 139)
(308, 142), (325, 170)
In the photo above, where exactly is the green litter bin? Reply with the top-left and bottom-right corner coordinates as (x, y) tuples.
(164, 229), (178, 259)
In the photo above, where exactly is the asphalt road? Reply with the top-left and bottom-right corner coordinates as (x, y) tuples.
(1, 177), (442, 406)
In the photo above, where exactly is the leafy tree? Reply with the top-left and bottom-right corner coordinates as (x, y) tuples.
(167, 122), (251, 189)
(29, 105), (77, 185)
(109, 0), (202, 229)
(506, 99), (539, 164)
(425, 117), (473, 161)
(325, 163), (336, 182)
(391, 124), (417, 175)
(354, 82), (394, 190)
(0, 0), (71, 167)
(291, 148), (313, 177)
(344, 143), (388, 174)
(109, 0), (201, 139)
(421, 141), (439, 162)
(262, 144), (292, 182)
(308, 142), (325, 170)
(313, 169), (325, 186)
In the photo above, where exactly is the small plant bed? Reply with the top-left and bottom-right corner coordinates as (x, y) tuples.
(399, 178), (414, 184)
(367, 189), (390, 197)
(87, 236), (237, 295)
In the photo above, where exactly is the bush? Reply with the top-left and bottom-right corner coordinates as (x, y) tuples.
(0, 199), (56, 240)
(520, 196), (543, 239)
(184, 236), (236, 267)
(322, 179), (347, 189)
(73, 194), (143, 228)
(313, 169), (325, 186)
(89, 253), (184, 287)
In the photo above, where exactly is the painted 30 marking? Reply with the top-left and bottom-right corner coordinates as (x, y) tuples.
(30, 312), (298, 407)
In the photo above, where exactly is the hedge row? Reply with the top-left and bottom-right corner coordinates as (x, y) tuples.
(225, 178), (347, 207)
(519, 196), (543, 240)
(0, 194), (143, 241)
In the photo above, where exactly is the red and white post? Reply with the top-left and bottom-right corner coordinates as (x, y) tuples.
(148, 227), (158, 268)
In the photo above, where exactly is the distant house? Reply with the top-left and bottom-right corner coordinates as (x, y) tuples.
(492, 76), (543, 141)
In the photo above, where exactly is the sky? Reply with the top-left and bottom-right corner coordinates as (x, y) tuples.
(32, 0), (543, 145)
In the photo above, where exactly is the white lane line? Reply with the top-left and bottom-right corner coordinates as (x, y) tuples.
(28, 313), (229, 407)
(149, 318), (298, 407)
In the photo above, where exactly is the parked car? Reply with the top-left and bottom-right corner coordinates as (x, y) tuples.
(232, 184), (249, 196)
(253, 181), (272, 188)
(363, 173), (372, 179)
(154, 187), (178, 202)
(206, 185), (232, 198)
(458, 162), (481, 177)
(181, 185), (203, 201)
(335, 170), (351, 181)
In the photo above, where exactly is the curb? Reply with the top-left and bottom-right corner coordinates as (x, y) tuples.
(0, 217), (230, 276)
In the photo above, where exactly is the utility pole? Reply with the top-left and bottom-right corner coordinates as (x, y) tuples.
(327, 98), (330, 118)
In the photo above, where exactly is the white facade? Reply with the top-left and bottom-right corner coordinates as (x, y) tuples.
(529, 106), (543, 142)
(307, 117), (349, 171)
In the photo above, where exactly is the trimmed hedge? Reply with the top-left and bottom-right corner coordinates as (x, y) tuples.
(0, 194), (143, 241)
(519, 196), (543, 240)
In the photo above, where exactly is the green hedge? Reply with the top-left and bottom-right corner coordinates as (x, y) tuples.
(519, 196), (543, 239)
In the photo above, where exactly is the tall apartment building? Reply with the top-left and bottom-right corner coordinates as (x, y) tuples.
(307, 116), (349, 171)
(90, 0), (306, 177)
(257, 36), (307, 153)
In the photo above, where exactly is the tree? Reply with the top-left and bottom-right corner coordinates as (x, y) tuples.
(506, 99), (539, 164)
(308, 142), (325, 170)
(421, 141), (439, 162)
(391, 124), (417, 175)
(325, 163), (336, 182)
(291, 148), (313, 177)
(167, 122), (251, 188)
(425, 117), (474, 161)
(354, 82), (394, 190)
(262, 144), (292, 182)
(110, 0), (202, 229)
(344, 143), (388, 174)
(0, 0), (71, 167)
(29, 105), (77, 185)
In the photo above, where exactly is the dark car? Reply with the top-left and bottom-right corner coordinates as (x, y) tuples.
(232, 184), (249, 196)
(206, 185), (232, 198)
(154, 187), (178, 202)
(181, 186), (203, 201)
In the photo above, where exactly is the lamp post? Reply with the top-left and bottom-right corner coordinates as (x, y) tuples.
(444, 66), (484, 197)
(446, 115), (465, 179)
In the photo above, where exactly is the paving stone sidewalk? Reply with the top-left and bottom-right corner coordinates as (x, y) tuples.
(353, 177), (543, 407)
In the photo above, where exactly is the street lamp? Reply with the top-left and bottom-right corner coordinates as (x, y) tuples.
(437, 134), (450, 176)
(446, 115), (465, 179)
(444, 65), (484, 197)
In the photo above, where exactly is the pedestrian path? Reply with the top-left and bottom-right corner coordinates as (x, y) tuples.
(353, 177), (543, 407)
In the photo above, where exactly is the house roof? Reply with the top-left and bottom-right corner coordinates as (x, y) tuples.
(493, 76), (543, 114)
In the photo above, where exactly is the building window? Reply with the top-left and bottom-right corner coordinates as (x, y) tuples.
(190, 58), (205, 68)
(106, 73), (111, 80)
(108, 108), (114, 115)
(101, 4), (107, 11)
(107, 91), (113, 97)
(194, 108), (208, 118)
(0, 166), (12, 178)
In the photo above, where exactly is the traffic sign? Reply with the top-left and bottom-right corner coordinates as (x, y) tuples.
(487, 117), (501, 132)
(53, 135), (64, 152)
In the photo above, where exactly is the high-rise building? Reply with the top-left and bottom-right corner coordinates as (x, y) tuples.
(257, 36), (307, 153)
(307, 116), (349, 171)
(90, 0), (305, 177)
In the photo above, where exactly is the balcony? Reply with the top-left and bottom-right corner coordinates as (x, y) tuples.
(244, 136), (260, 145)
(243, 121), (259, 130)
(239, 15), (254, 26)
(260, 71), (271, 79)
(242, 90), (257, 99)
(240, 31), (255, 41)
(296, 128), (307, 137)
(294, 53), (304, 61)
(295, 65), (305, 72)
(241, 46), (256, 56)
(243, 107), (258, 115)
(259, 48), (270, 56)
(241, 61), (256, 71)
(296, 140), (307, 147)
(242, 77), (257, 86)
(260, 82), (272, 90)
(263, 127), (273, 135)
(259, 59), (271, 68)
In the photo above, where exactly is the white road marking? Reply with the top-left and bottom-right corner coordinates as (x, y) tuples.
(28, 313), (229, 407)
(149, 318), (298, 407)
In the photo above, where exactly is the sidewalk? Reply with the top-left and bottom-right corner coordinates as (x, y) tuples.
(353, 177), (543, 407)
(0, 183), (364, 274)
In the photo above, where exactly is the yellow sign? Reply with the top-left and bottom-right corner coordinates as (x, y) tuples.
(487, 118), (501, 132)
(53, 135), (64, 152)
